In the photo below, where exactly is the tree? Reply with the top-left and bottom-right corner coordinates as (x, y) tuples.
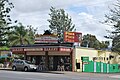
(48, 7), (75, 42)
(104, 0), (120, 53)
(43, 30), (52, 35)
(27, 25), (37, 44)
(100, 41), (110, 49)
(0, 0), (14, 46)
(112, 35), (120, 52)
(81, 34), (100, 49)
(81, 34), (109, 49)
(8, 23), (36, 46)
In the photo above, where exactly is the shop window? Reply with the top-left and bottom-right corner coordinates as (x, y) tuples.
(76, 63), (80, 69)
(32, 57), (36, 64)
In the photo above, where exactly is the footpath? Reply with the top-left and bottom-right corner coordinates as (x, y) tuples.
(0, 67), (12, 70)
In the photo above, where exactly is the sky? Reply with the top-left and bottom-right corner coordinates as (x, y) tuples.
(10, 0), (114, 41)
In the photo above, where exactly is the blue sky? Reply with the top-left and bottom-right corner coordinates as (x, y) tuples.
(10, 0), (114, 41)
(69, 6), (88, 13)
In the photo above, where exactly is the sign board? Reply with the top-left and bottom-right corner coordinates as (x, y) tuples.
(64, 32), (82, 43)
(81, 57), (89, 62)
(44, 48), (58, 51)
(12, 48), (24, 52)
(24, 48), (43, 51)
(83, 62), (89, 64)
(35, 34), (58, 43)
(59, 48), (71, 52)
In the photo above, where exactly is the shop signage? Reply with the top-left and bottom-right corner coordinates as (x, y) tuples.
(44, 48), (58, 51)
(83, 62), (89, 64)
(11, 47), (71, 52)
(59, 48), (71, 52)
(35, 34), (58, 43)
(81, 57), (89, 62)
(12, 48), (24, 52)
(64, 32), (82, 43)
(24, 48), (43, 51)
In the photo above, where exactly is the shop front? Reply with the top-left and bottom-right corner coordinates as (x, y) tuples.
(11, 43), (74, 71)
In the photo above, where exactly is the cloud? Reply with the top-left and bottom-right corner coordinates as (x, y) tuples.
(10, 0), (114, 41)
(67, 11), (111, 41)
(11, 0), (113, 13)
(11, 0), (83, 13)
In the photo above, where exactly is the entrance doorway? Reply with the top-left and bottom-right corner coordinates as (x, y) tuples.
(26, 55), (71, 71)
(49, 56), (71, 71)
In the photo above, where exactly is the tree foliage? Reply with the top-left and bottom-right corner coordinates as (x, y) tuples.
(0, 0), (14, 46)
(8, 23), (36, 46)
(43, 30), (52, 35)
(48, 7), (75, 42)
(104, 0), (120, 53)
(81, 34), (109, 49)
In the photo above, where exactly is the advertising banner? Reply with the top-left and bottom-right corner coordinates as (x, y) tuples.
(64, 32), (82, 43)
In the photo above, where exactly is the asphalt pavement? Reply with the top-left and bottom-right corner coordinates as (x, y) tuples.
(0, 70), (120, 80)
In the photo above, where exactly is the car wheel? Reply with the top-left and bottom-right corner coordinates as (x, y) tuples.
(24, 67), (28, 72)
(12, 66), (16, 71)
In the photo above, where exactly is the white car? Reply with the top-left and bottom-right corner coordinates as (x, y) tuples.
(12, 59), (37, 72)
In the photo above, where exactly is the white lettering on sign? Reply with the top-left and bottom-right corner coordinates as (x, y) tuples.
(59, 48), (71, 52)
(44, 48), (58, 51)
(24, 48), (43, 51)
(35, 35), (58, 43)
(12, 48), (23, 52)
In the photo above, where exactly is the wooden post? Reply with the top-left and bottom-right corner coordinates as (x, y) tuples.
(45, 51), (49, 70)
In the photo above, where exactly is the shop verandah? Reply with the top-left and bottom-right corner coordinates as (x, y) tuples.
(11, 43), (74, 71)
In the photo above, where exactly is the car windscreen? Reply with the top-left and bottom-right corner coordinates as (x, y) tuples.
(25, 60), (32, 64)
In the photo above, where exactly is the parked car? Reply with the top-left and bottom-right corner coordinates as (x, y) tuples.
(12, 59), (37, 71)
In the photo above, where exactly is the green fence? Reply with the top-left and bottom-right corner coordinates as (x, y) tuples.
(83, 61), (94, 72)
(103, 63), (107, 73)
(83, 61), (120, 73)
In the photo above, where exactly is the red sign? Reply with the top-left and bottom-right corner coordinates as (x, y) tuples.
(11, 47), (72, 52)
(64, 32), (82, 43)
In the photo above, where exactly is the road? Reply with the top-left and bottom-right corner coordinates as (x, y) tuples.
(0, 70), (120, 80)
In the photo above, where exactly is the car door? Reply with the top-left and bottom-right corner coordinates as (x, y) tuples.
(15, 61), (20, 70)
(19, 61), (24, 70)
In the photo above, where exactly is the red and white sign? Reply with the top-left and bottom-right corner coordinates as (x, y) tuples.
(24, 48), (43, 51)
(35, 35), (58, 43)
(44, 48), (58, 51)
(64, 32), (82, 43)
(59, 48), (71, 52)
(12, 48), (24, 52)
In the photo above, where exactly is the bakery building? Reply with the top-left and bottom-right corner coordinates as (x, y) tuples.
(11, 31), (82, 71)
(11, 43), (74, 71)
